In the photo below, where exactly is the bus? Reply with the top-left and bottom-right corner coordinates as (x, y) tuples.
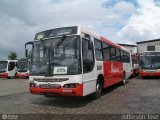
(0, 60), (18, 78)
(16, 59), (30, 78)
(131, 54), (140, 77)
(139, 51), (160, 78)
(25, 26), (132, 99)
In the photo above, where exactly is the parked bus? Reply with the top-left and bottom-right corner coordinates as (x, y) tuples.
(0, 60), (18, 78)
(139, 51), (160, 78)
(25, 26), (132, 99)
(17, 59), (30, 78)
(131, 54), (140, 77)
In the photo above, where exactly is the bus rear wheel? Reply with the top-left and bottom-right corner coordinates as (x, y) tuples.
(121, 73), (126, 85)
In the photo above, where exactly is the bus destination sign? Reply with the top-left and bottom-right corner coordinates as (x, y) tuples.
(34, 26), (77, 40)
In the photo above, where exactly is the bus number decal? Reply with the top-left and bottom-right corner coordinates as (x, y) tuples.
(97, 65), (102, 70)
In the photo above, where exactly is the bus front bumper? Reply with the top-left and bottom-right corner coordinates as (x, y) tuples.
(0, 72), (8, 78)
(140, 70), (160, 77)
(29, 84), (83, 97)
(16, 73), (29, 78)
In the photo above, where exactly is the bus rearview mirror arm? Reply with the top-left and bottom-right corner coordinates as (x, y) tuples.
(25, 41), (34, 58)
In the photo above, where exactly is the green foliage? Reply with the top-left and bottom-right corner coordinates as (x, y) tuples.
(8, 52), (17, 60)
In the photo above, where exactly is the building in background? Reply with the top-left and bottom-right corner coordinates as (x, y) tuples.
(136, 39), (160, 53)
(118, 43), (137, 54)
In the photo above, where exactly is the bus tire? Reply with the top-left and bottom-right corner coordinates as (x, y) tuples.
(121, 72), (126, 85)
(92, 79), (102, 99)
(15, 73), (17, 78)
(44, 94), (53, 98)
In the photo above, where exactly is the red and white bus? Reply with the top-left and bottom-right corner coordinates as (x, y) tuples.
(16, 59), (30, 78)
(25, 26), (132, 99)
(0, 60), (18, 78)
(139, 51), (160, 78)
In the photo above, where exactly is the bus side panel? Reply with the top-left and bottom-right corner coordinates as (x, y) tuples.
(103, 61), (112, 87)
(112, 62), (123, 83)
(82, 61), (103, 96)
(103, 61), (123, 88)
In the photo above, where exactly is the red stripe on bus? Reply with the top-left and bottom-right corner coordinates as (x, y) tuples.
(100, 36), (122, 49)
(0, 72), (8, 78)
(140, 71), (160, 77)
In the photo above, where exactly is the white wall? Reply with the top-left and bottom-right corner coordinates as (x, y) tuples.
(120, 46), (137, 54)
(137, 41), (160, 53)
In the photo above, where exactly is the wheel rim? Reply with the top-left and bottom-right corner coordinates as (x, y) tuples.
(96, 84), (102, 95)
(123, 74), (126, 84)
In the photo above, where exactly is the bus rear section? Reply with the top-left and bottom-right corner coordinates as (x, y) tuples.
(139, 51), (160, 78)
(131, 54), (140, 77)
(26, 26), (132, 98)
(0, 60), (18, 78)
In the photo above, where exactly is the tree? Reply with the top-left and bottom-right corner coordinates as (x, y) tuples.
(8, 52), (17, 60)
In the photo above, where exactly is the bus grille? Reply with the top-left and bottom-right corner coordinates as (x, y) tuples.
(34, 78), (69, 82)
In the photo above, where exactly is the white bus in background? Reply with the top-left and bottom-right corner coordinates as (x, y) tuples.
(0, 60), (18, 78)
(17, 59), (30, 78)
(25, 26), (132, 99)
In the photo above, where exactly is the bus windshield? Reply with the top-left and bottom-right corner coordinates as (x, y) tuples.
(139, 55), (160, 69)
(18, 61), (28, 72)
(0, 61), (7, 73)
(30, 36), (81, 75)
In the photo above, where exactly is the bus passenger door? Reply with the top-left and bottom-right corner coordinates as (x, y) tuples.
(82, 37), (97, 96)
(8, 62), (17, 77)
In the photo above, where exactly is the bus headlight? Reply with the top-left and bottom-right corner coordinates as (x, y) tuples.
(30, 83), (38, 87)
(63, 83), (79, 88)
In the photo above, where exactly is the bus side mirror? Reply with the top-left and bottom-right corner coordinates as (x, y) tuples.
(25, 41), (34, 58)
(25, 49), (28, 57)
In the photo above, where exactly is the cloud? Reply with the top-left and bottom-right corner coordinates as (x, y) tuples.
(1, 0), (132, 58)
(0, 15), (36, 58)
(117, 0), (160, 44)
(0, 0), (159, 58)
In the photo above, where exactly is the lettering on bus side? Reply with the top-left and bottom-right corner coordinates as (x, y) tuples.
(97, 65), (102, 70)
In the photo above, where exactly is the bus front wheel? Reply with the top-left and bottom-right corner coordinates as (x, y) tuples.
(92, 80), (102, 99)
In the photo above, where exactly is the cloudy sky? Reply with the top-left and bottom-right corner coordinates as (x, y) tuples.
(0, 0), (160, 59)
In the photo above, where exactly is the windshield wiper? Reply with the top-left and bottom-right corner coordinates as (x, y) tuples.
(57, 35), (66, 46)
(50, 62), (60, 66)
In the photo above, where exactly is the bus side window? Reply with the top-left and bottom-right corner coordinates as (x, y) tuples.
(102, 42), (110, 61)
(82, 38), (94, 74)
(127, 53), (130, 63)
(121, 50), (124, 62)
(94, 39), (103, 61)
(116, 48), (121, 61)
(110, 46), (116, 61)
(8, 62), (15, 71)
